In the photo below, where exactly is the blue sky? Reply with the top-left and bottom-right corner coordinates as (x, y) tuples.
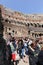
(0, 0), (43, 14)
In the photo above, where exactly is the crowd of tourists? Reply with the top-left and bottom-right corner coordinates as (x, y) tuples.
(0, 21), (43, 65)
(5, 33), (43, 65)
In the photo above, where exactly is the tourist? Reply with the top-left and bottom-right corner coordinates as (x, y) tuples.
(37, 47), (43, 65)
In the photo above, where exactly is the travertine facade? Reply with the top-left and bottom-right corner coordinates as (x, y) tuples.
(0, 5), (43, 39)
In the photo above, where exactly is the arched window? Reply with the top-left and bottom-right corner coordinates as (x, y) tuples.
(5, 19), (8, 22)
(9, 28), (11, 30)
(30, 23), (33, 26)
(34, 23), (37, 27)
(12, 30), (14, 33)
(28, 30), (30, 34)
(27, 23), (30, 27)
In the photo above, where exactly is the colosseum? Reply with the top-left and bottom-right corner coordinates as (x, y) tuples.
(0, 5), (43, 39)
